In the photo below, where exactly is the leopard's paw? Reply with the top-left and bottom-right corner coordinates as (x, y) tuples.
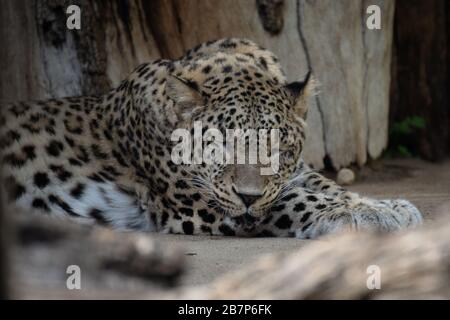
(377, 199), (423, 228)
(294, 199), (423, 239)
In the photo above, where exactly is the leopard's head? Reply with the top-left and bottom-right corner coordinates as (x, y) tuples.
(167, 56), (315, 223)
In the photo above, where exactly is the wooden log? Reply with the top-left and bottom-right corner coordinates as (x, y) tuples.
(11, 204), (450, 299)
(10, 213), (185, 298)
(171, 212), (450, 299)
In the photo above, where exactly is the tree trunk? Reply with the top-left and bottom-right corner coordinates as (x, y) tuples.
(0, 0), (395, 170)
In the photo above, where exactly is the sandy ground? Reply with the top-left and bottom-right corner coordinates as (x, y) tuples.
(153, 158), (450, 286)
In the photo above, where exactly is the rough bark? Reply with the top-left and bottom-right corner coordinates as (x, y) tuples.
(0, 0), (394, 170)
(0, 0), (161, 100)
(390, 0), (449, 161)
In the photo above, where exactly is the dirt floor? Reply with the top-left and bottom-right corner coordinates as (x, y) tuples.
(154, 158), (450, 286)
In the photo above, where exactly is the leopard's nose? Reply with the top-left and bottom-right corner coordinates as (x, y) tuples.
(233, 187), (263, 207)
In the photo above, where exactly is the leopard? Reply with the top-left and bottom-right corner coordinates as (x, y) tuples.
(0, 38), (423, 239)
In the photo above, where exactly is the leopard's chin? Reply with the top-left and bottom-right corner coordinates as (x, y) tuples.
(229, 208), (272, 229)
(229, 213), (258, 228)
(213, 198), (270, 224)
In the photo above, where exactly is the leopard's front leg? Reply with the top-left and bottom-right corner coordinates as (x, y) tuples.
(291, 161), (356, 200)
(253, 186), (423, 239)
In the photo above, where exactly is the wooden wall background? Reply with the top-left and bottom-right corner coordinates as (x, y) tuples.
(2, 0), (440, 170)
(390, 0), (449, 162)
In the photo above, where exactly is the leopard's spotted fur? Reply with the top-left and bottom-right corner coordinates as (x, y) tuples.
(0, 38), (422, 238)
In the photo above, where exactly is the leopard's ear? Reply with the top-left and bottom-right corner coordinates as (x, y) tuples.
(284, 71), (316, 119)
(166, 75), (204, 120)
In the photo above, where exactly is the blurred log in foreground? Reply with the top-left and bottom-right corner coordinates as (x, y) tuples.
(10, 213), (184, 299)
(172, 212), (450, 299)
(0, 0), (395, 170)
(8, 203), (450, 299)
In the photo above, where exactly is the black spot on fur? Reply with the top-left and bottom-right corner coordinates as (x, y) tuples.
(219, 224), (235, 236)
(32, 198), (50, 212)
(271, 204), (285, 212)
(69, 158), (83, 166)
(186, 80), (199, 92)
(161, 211), (169, 226)
(90, 208), (107, 225)
(156, 178), (169, 193)
(91, 144), (108, 159)
(65, 136), (75, 147)
(180, 207), (194, 217)
(49, 165), (72, 182)
(282, 193), (298, 202)
(181, 198), (193, 206)
(198, 209), (216, 223)
(259, 57), (268, 70)
(48, 195), (79, 217)
(307, 195), (318, 202)
(202, 65), (212, 74)
(315, 204), (327, 210)
(274, 214), (293, 229)
(22, 145), (36, 160)
(191, 193), (202, 201)
(182, 221), (194, 235)
(300, 211), (312, 223)
(98, 170), (115, 182)
(102, 165), (121, 177)
(70, 183), (85, 199)
(293, 202), (306, 212)
(46, 140), (64, 157)
(175, 180), (189, 189)
(88, 173), (105, 183)
(34, 172), (50, 189)
(301, 222), (312, 232)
